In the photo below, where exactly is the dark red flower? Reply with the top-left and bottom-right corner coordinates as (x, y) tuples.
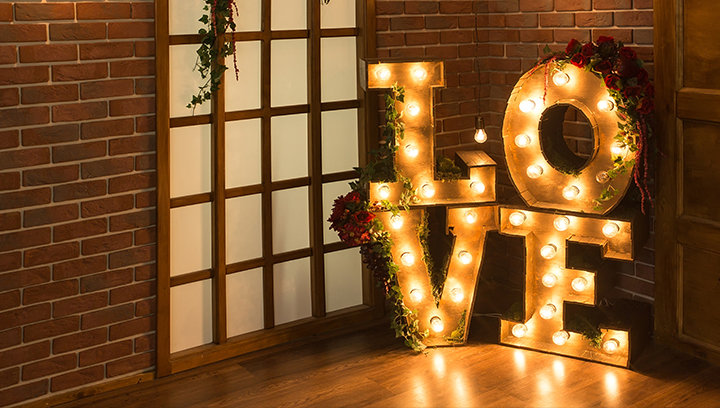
(353, 210), (375, 224)
(636, 68), (649, 84)
(643, 82), (654, 98)
(604, 74), (621, 90)
(344, 191), (361, 203)
(597, 36), (614, 44)
(636, 97), (654, 115)
(581, 43), (595, 57)
(570, 53), (587, 68)
(619, 47), (637, 60)
(614, 55), (640, 78)
(594, 60), (614, 75)
(566, 39), (582, 55)
(623, 85), (642, 99)
(328, 198), (346, 224)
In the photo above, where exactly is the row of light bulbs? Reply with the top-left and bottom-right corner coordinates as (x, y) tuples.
(518, 70), (615, 113)
(507, 211), (622, 238)
(511, 323), (622, 354)
(376, 66), (427, 82)
(377, 180), (486, 200)
(399, 249), (473, 267)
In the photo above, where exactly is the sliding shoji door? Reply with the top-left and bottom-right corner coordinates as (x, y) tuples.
(156, 0), (380, 375)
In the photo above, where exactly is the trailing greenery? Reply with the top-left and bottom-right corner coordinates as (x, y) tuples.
(417, 212), (452, 306)
(436, 156), (462, 181)
(502, 301), (524, 323)
(444, 310), (467, 344)
(566, 315), (603, 349)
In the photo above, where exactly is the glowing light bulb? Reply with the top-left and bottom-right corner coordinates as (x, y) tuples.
(410, 288), (423, 302)
(540, 244), (557, 259)
(552, 71), (569, 86)
(407, 104), (420, 116)
(542, 273), (558, 288)
(474, 128), (487, 143)
(464, 211), (477, 224)
(401, 252), (415, 266)
(553, 330), (570, 346)
(539, 303), (557, 319)
(519, 99), (537, 113)
(602, 338), (620, 354)
(430, 316), (444, 332)
(421, 183), (435, 198)
(390, 215), (403, 229)
(458, 251), (472, 265)
(378, 184), (390, 199)
(515, 134), (531, 147)
(611, 141), (626, 156)
(450, 287), (464, 302)
(512, 324), (528, 338)
(405, 144), (419, 157)
(471, 181), (485, 193)
(509, 211), (526, 226)
(526, 165), (544, 179)
(412, 68), (427, 80)
(562, 185), (580, 200)
(553, 216), (570, 231)
(602, 222), (620, 238)
(597, 99), (615, 112)
(376, 67), (391, 81)
(596, 171), (610, 184)
(572, 277), (588, 292)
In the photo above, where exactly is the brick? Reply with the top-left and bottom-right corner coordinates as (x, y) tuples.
(615, 10), (653, 27)
(576, 12), (613, 27)
(425, 45), (458, 59)
(519, 0), (553, 11)
(80, 42), (134, 61)
(110, 210), (155, 232)
(109, 135), (155, 155)
(108, 172), (155, 194)
(110, 281), (155, 306)
(505, 14), (539, 27)
(0, 106), (50, 129)
(80, 268), (133, 294)
(556, 0), (591, 10)
(377, 32), (404, 48)
(81, 79), (134, 100)
(23, 164), (79, 187)
(0, 148), (49, 171)
(487, 0), (520, 12)
(109, 245), (155, 269)
(132, 2), (155, 19)
(506, 44), (539, 58)
(0, 305), (51, 332)
(22, 124), (79, 148)
(0, 228), (50, 253)
(135, 154), (155, 171)
(405, 32), (439, 46)
(108, 21), (154, 39)
(50, 23), (106, 41)
(594, 0), (631, 9)
(440, 30), (473, 44)
(135, 298), (155, 317)
(54, 218), (107, 243)
(109, 96), (155, 116)
(79, 339), (132, 367)
(24, 242), (79, 268)
(0, 45), (17, 65)
(109, 315), (154, 341)
(54, 292), (109, 321)
(0, 172), (20, 192)
(518, 29), (553, 43)
(0, 367), (19, 389)
(53, 141), (106, 165)
(634, 0), (652, 9)
(81, 303), (134, 330)
(24, 204), (78, 228)
(15, 3), (74, 20)
(439, 1), (470, 13)
(0, 88), (18, 108)
(81, 157), (134, 180)
(52, 101), (108, 123)
(0, 290), (20, 312)
(592, 29), (632, 43)
(0, 328), (21, 350)
(53, 62), (108, 82)
(106, 351), (154, 378)
(134, 41), (155, 58)
(388, 16), (424, 31)
(81, 118), (134, 140)
(0, 252), (22, 273)
(425, 15), (458, 29)
(0, 24), (47, 43)
(634, 28), (653, 45)
(51, 365), (103, 392)
(134, 333), (155, 353)
(22, 353), (77, 381)
(0, 4), (11, 22)
(134, 227), (155, 246)
(22, 84), (78, 104)
(53, 179), (106, 202)
(53, 255), (107, 281)
(19, 44), (78, 63)
(110, 60), (154, 77)
(135, 191), (156, 208)
(53, 327), (106, 354)
(81, 195), (134, 218)
(376, 1), (403, 15)
(23, 316), (79, 343)
(389, 47), (424, 58)
(134, 78), (155, 96)
(405, 1), (438, 14)
(539, 13), (575, 27)
(136, 116), (155, 133)
(82, 232), (133, 256)
(0, 66), (49, 87)
(77, 3), (132, 20)
(23, 279), (78, 305)
(0, 380), (48, 407)
(617, 274), (654, 298)
(134, 264), (156, 282)
(555, 29), (592, 44)
(0, 129), (19, 149)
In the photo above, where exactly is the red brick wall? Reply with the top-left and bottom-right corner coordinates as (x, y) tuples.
(0, 2), (156, 406)
(375, 0), (655, 303)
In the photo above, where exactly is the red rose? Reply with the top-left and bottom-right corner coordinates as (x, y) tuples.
(328, 198), (346, 225)
(597, 36), (614, 44)
(636, 68), (649, 84)
(353, 210), (375, 224)
(636, 97), (654, 115)
(594, 60), (614, 75)
(566, 39), (582, 55)
(619, 47), (637, 60)
(344, 191), (361, 203)
(614, 55), (640, 78)
(604, 74), (621, 90)
(643, 82), (654, 98)
(623, 85), (642, 99)
(581, 43), (595, 57)
(570, 53), (587, 68)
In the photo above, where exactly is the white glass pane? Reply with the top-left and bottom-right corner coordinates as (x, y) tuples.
(324, 249), (363, 312)
(226, 119), (262, 189)
(170, 203), (212, 277)
(271, 0), (306, 30)
(321, 37), (357, 103)
(170, 125), (211, 198)
(226, 268), (264, 337)
(170, 279), (213, 353)
(170, 44), (210, 117)
(321, 0), (356, 29)
(274, 257), (311, 325)
(225, 41), (261, 112)
(271, 114), (308, 181)
(169, 0), (204, 36)
(321, 109), (358, 174)
(271, 39), (307, 107)
(236, 0), (261, 32)
(322, 181), (350, 245)
(272, 187), (309, 253)
(226, 194), (263, 264)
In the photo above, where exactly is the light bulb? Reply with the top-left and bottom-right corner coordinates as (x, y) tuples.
(450, 287), (464, 302)
(508, 211), (526, 226)
(540, 244), (557, 259)
(430, 316), (444, 332)
(542, 273), (558, 288)
(562, 185), (580, 200)
(390, 215), (403, 229)
(464, 211), (477, 224)
(401, 252), (415, 266)
(512, 323), (528, 338)
(515, 134), (531, 147)
(421, 183), (435, 198)
(611, 141), (626, 156)
(553, 216), (570, 231)
(474, 128), (488, 143)
(412, 68), (427, 80)
(471, 181), (485, 193)
(597, 99), (615, 112)
(602, 222), (620, 238)
(539, 303), (557, 319)
(602, 338), (620, 354)
(407, 104), (420, 116)
(552, 71), (569, 86)
(553, 330), (570, 346)
(405, 144), (419, 157)
(410, 288), (423, 302)
(378, 184), (390, 199)
(526, 165), (544, 179)
(571, 277), (588, 292)
(458, 251), (472, 265)
(376, 67), (391, 81)
(519, 99), (536, 113)
(596, 171), (610, 183)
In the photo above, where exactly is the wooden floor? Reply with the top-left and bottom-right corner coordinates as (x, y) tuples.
(57, 318), (720, 408)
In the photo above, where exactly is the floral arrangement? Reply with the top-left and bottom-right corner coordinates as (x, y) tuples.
(536, 37), (655, 212)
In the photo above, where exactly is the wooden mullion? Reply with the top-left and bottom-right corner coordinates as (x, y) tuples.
(261, 0), (275, 330)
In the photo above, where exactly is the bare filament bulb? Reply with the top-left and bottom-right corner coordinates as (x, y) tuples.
(597, 99), (615, 112)
(554, 216), (570, 231)
(571, 277), (588, 292)
(596, 171), (610, 184)
(421, 183), (435, 198)
(602, 222), (620, 238)
(563, 185), (580, 200)
(542, 273), (558, 288)
(539, 303), (557, 319)
(407, 104), (420, 116)
(378, 184), (391, 199)
(474, 128), (488, 143)
(450, 287), (464, 302)
(464, 211), (477, 224)
(515, 134), (531, 148)
(410, 288), (423, 302)
(526, 165), (544, 179)
(602, 338), (620, 354)
(519, 99), (537, 113)
(430, 316), (444, 333)
(376, 67), (391, 81)
(458, 251), (472, 265)
(553, 330), (570, 346)
(540, 244), (557, 259)
(412, 68), (427, 80)
(401, 252), (415, 266)
(512, 324), (528, 338)
(509, 211), (527, 226)
(611, 141), (627, 156)
(552, 71), (570, 86)
(405, 144), (419, 158)
(390, 215), (403, 229)
(471, 181), (485, 194)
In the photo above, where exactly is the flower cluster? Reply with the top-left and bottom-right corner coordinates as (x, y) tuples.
(327, 191), (377, 247)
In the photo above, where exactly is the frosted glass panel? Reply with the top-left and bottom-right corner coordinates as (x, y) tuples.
(226, 268), (264, 337)
(321, 37), (357, 103)
(170, 203), (212, 277)
(170, 279), (213, 353)
(274, 257), (312, 325)
(271, 0), (306, 30)
(170, 125), (211, 198)
(170, 45), (210, 117)
(271, 114), (308, 181)
(322, 181), (349, 245)
(225, 41), (261, 112)
(272, 187), (309, 253)
(321, 109), (358, 174)
(226, 119), (261, 189)
(169, 0), (204, 35)
(236, 0), (261, 32)
(271, 39), (307, 107)
(321, 0), (356, 29)
(226, 194), (263, 264)
(324, 249), (363, 312)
